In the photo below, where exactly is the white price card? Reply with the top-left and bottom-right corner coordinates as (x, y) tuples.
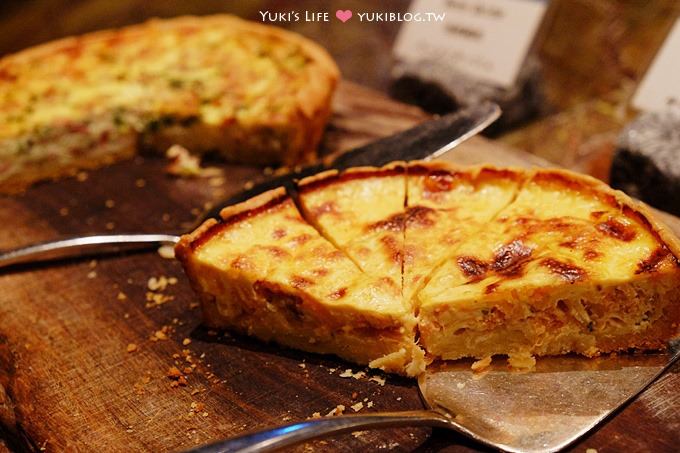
(393, 0), (548, 88)
(633, 19), (680, 112)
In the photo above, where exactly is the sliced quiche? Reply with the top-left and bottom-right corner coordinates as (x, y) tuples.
(177, 162), (680, 375)
(175, 187), (424, 375)
(0, 15), (339, 192)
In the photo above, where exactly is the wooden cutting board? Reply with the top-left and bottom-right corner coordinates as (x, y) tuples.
(0, 82), (678, 453)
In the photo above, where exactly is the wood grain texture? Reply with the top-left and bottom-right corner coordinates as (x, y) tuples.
(0, 81), (678, 453)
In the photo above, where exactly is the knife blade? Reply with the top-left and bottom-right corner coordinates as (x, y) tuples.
(212, 102), (500, 211)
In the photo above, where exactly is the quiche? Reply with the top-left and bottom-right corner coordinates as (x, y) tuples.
(175, 187), (425, 375)
(177, 162), (680, 376)
(0, 15), (339, 192)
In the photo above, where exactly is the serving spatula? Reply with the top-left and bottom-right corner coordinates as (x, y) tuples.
(0, 102), (500, 270)
(190, 340), (679, 453)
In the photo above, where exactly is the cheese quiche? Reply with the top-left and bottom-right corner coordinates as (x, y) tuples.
(177, 162), (680, 375)
(0, 15), (339, 192)
(418, 168), (680, 362)
(297, 164), (407, 292)
(175, 187), (425, 376)
(404, 163), (523, 301)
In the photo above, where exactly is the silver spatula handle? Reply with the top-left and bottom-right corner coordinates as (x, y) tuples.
(0, 234), (180, 269)
(189, 410), (454, 453)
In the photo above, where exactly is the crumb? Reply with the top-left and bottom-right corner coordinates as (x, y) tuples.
(76, 171), (88, 182)
(152, 329), (169, 341)
(586, 449), (598, 453)
(126, 343), (138, 353)
(311, 412), (321, 419)
(471, 356), (492, 372)
(189, 302), (200, 310)
(202, 412), (208, 417)
(157, 245), (175, 260)
(135, 178), (146, 188)
(325, 405), (345, 417)
(105, 199), (115, 208)
(396, 397), (402, 401)
(165, 145), (202, 177)
(456, 382), (465, 389)
(167, 366), (183, 379)
(117, 292), (127, 301)
(339, 369), (366, 380)
(367, 401), (373, 408)
(87, 270), (97, 279)
(352, 431), (368, 438)
(350, 402), (364, 412)
(59, 207), (69, 216)
(123, 313), (130, 319)
(507, 352), (536, 371)
(147, 276), (176, 291)
(351, 392), (358, 400)
(145, 291), (174, 308)
(182, 338), (192, 346)
(368, 375), (385, 386)
(298, 363), (306, 369)
(243, 180), (255, 190)
(105, 222), (115, 230)
(89, 260), (97, 268)
(161, 213), (171, 222)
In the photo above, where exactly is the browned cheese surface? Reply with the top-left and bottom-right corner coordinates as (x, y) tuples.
(0, 82), (678, 452)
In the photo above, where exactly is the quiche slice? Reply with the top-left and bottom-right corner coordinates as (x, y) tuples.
(404, 163), (524, 301)
(175, 187), (424, 376)
(0, 15), (339, 192)
(417, 168), (680, 361)
(296, 163), (407, 291)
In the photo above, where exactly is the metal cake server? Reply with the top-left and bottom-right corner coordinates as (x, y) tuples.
(0, 102), (500, 270)
(190, 340), (680, 453)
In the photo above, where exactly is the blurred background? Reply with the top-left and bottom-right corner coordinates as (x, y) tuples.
(0, 0), (679, 180)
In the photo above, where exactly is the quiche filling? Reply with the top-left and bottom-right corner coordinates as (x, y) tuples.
(177, 162), (680, 376)
(0, 15), (339, 192)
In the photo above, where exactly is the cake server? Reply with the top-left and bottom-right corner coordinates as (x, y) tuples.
(189, 340), (680, 453)
(0, 102), (500, 269)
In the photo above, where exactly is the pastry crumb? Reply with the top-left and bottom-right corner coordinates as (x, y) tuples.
(471, 356), (492, 372)
(339, 369), (366, 380)
(456, 382), (465, 389)
(182, 338), (192, 346)
(135, 178), (146, 188)
(165, 145), (202, 177)
(325, 405), (345, 417)
(76, 171), (88, 182)
(126, 343), (138, 353)
(350, 402), (364, 412)
(368, 375), (385, 386)
(117, 291), (127, 301)
(586, 449), (598, 453)
(507, 352), (536, 370)
(157, 245), (175, 259)
(87, 270), (97, 279)
(105, 199), (115, 208)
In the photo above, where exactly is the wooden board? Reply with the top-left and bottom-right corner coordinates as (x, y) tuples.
(0, 82), (678, 452)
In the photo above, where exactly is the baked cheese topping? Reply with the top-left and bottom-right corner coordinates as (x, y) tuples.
(0, 16), (325, 140)
(178, 162), (680, 375)
(0, 15), (339, 189)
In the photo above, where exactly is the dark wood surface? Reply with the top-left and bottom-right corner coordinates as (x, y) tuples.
(0, 82), (678, 453)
